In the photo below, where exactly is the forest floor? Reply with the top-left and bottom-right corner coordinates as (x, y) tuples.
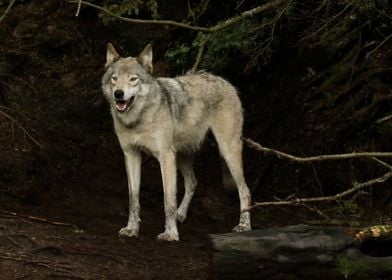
(0, 173), (235, 280)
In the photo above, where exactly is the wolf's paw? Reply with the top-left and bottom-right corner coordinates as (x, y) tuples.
(232, 223), (252, 232)
(157, 230), (179, 241)
(119, 227), (138, 238)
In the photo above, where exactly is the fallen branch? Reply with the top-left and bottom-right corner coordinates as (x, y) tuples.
(70, 0), (285, 33)
(242, 138), (392, 211)
(208, 0), (287, 33)
(376, 113), (392, 124)
(69, 0), (287, 69)
(242, 137), (392, 162)
(70, 0), (210, 32)
(0, 209), (78, 229)
(245, 168), (392, 211)
(0, 0), (17, 24)
(0, 252), (81, 279)
(366, 32), (392, 58)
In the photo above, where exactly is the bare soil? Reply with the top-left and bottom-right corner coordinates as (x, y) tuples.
(0, 170), (237, 279)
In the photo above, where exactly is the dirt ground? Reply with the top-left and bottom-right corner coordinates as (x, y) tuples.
(0, 171), (238, 279)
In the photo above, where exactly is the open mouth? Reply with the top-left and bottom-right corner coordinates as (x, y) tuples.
(115, 96), (135, 112)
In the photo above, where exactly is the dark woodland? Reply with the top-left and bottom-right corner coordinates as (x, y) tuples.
(0, 0), (391, 279)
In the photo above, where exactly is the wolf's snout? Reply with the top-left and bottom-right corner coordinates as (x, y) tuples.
(114, 90), (124, 100)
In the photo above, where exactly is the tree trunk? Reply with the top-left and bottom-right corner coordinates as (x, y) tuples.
(209, 225), (392, 279)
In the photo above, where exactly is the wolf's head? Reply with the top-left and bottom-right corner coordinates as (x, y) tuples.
(102, 43), (154, 114)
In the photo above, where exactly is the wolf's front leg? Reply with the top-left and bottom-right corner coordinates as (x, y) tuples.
(119, 149), (142, 238)
(158, 151), (179, 241)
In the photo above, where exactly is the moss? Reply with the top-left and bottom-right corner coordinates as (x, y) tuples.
(337, 256), (392, 279)
(337, 257), (367, 279)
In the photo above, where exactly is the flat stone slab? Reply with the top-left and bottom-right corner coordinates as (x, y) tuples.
(209, 224), (392, 279)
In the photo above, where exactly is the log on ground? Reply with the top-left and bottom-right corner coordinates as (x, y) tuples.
(209, 224), (392, 279)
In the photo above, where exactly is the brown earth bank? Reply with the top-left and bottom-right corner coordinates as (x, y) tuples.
(0, 0), (391, 279)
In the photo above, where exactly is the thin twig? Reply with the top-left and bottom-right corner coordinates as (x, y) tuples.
(69, 0), (287, 71)
(376, 113), (392, 124)
(242, 137), (392, 162)
(68, 0), (210, 32)
(68, 0), (286, 33)
(304, 4), (352, 40)
(0, 252), (81, 278)
(0, 109), (42, 148)
(301, 203), (330, 220)
(244, 168), (392, 211)
(242, 137), (392, 212)
(0, 209), (78, 228)
(6, 236), (23, 249)
(75, 0), (82, 17)
(208, 0), (286, 33)
(191, 34), (211, 71)
(0, 0), (17, 24)
(366, 33), (392, 58)
(372, 157), (392, 170)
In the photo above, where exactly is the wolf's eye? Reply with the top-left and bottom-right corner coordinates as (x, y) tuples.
(111, 76), (118, 82)
(129, 76), (138, 82)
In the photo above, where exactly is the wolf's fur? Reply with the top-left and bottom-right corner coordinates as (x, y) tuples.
(102, 43), (251, 241)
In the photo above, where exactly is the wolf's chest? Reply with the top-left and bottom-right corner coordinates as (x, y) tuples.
(117, 130), (158, 154)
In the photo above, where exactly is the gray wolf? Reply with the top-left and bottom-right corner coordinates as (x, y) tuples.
(102, 43), (252, 241)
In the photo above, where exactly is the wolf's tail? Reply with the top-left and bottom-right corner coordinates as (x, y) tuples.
(221, 157), (237, 195)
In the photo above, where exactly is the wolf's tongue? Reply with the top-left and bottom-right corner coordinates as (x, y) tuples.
(116, 102), (127, 111)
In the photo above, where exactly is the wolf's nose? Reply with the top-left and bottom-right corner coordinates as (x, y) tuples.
(114, 90), (124, 99)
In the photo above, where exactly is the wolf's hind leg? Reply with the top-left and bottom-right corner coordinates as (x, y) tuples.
(211, 113), (252, 232)
(177, 154), (197, 223)
(219, 140), (251, 232)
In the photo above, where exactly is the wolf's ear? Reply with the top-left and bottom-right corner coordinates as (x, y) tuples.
(106, 43), (120, 68)
(137, 44), (153, 74)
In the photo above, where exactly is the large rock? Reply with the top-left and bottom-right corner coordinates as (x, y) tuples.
(209, 224), (392, 279)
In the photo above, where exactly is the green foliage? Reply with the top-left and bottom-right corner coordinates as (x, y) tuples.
(100, 0), (159, 24)
(328, 200), (363, 220)
(92, 0), (390, 73)
(337, 256), (392, 279)
(164, 42), (197, 73)
(165, 18), (278, 71)
(201, 15), (284, 71)
(337, 257), (368, 279)
(201, 20), (253, 70)
(165, 16), (281, 72)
